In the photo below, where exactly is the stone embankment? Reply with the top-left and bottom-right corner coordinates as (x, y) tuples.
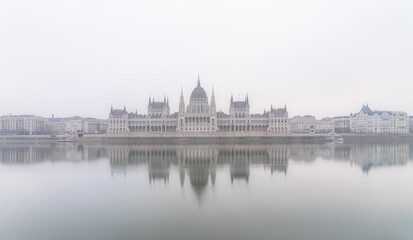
(1, 134), (413, 144)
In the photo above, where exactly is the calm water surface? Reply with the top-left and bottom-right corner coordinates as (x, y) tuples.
(0, 143), (413, 240)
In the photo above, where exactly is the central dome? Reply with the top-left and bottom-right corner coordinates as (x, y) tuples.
(190, 78), (208, 99)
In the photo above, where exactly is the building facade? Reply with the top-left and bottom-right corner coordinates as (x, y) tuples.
(108, 78), (290, 136)
(83, 118), (108, 134)
(410, 116), (413, 134)
(332, 116), (351, 133)
(316, 118), (335, 133)
(0, 115), (47, 135)
(350, 105), (409, 134)
(289, 115), (317, 133)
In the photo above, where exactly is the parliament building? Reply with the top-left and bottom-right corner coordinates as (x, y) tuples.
(108, 77), (290, 136)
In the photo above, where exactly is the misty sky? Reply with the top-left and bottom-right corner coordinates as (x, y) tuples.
(0, 0), (412, 119)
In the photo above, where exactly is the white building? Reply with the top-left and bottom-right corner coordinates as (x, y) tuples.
(410, 116), (413, 133)
(108, 77), (290, 136)
(332, 116), (351, 133)
(65, 117), (82, 133)
(350, 105), (409, 134)
(316, 118), (335, 133)
(108, 106), (129, 134)
(47, 117), (66, 134)
(83, 118), (108, 134)
(289, 115), (317, 133)
(0, 115), (47, 135)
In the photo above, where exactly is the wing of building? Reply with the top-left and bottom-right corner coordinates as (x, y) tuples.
(107, 77), (290, 136)
(350, 104), (409, 134)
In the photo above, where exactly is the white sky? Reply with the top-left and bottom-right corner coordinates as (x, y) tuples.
(0, 0), (412, 119)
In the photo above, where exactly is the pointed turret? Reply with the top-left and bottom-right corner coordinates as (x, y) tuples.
(211, 86), (216, 113)
(179, 86), (185, 114)
(124, 105), (126, 111)
(110, 105), (113, 113)
(197, 74), (201, 87)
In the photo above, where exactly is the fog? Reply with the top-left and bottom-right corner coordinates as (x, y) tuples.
(0, 0), (412, 119)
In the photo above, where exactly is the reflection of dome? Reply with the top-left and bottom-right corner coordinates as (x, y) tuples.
(190, 78), (208, 99)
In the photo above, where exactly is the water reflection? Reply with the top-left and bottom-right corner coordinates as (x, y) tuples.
(0, 143), (410, 178)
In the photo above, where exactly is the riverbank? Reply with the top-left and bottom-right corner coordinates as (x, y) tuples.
(1, 134), (413, 144)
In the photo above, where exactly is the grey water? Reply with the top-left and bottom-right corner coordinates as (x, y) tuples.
(0, 143), (412, 240)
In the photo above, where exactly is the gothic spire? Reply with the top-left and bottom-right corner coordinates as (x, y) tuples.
(211, 86), (216, 113)
(179, 86), (185, 113)
(197, 74), (200, 87)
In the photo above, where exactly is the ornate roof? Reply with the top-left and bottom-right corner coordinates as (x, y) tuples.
(271, 108), (287, 117)
(233, 101), (248, 108)
(150, 102), (167, 109)
(111, 109), (127, 117)
(190, 77), (208, 99)
(217, 111), (229, 118)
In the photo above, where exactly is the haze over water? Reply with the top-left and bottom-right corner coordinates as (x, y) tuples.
(0, 143), (412, 240)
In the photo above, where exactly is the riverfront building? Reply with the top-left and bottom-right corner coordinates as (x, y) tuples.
(350, 104), (409, 134)
(108, 78), (290, 136)
(0, 115), (47, 135)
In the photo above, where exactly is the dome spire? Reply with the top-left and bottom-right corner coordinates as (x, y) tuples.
(197, 74), (200, 87)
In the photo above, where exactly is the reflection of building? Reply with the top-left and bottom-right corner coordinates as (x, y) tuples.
(178, 146), (217, 187)
(108, 77), (290, 136)
(107, 146), (130, 176)
(148, 148), (175, 184)
(350, 105), (409, 134)
(1, 143), (408, 180)
(228, 148), (250, 183)
(267, 146), (289, 175)
(348, 144), (409, 173)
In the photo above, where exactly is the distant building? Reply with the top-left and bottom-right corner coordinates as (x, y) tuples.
(316, 118), (335, 133)
(0, 115), (47, 135)
(350, 104), (409, 134)
(108, 106), (129, 134)
(289, 115), (317, 133)
(47, 117), (66, 134)
(108, 77), (290, 136)
(332, 116), (351, 133)
(83, 118), (108, 134)
(410, 116), (413, 133)
(65, 116), (82, 133)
